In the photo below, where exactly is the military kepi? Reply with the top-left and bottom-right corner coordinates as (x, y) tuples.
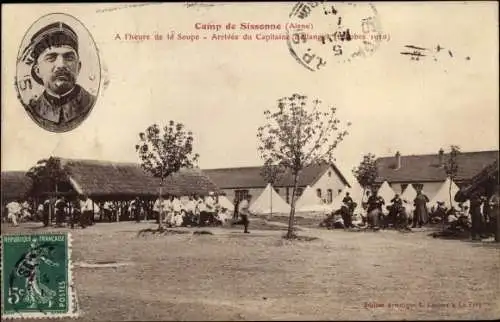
(30, 22), (79, 84)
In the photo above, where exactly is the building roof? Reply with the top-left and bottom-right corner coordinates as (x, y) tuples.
(455, 159), (499, 201)
(1, 171), (33, 202)
(203, 163), (349, 189)
(36, 158), (221, 199)
(375, 150), (499, 184)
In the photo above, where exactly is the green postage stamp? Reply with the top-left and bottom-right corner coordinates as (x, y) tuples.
(1, 232), (78, 318)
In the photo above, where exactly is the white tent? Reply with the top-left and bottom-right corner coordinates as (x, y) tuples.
(218, 195), (234, 212)
(330, 192), (345, 211)
(401, 184), (417, 202)
(295, 185), (330, 213)
(378, 181), (396, 204)
(428, 177), (460, 210)
(377, 181), (396, 213)
(249, 183), (291, 215)
(401, 184), (417, 212)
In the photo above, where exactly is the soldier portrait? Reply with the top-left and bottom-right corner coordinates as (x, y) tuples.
(16, 13), (101, 133)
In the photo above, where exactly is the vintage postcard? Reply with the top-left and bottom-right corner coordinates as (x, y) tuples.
(1, 2), (499, 321)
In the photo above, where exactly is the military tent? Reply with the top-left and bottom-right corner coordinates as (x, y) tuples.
(249, 183), (290, 215)
(429, 177), (460, 210)
(401, 184), (417, 212)
(218, 195), (235, 212)
(378, 181), (396, 204)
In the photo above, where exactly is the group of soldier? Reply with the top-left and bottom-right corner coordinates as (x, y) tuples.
(324, 187), (499, 240)
(3, 191), (254, 233)
(149, 193), (252, 233)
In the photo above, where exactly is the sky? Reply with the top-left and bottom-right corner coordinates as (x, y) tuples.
(2, 2), (498, 176)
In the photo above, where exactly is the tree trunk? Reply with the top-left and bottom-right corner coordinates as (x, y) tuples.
(158, 180), (164, 229)
(286, 172), (300, 239)
(446, 178), (452, 231)
(50, 183), (59, 226)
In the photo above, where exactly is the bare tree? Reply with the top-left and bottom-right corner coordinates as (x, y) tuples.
(136, 122), (199, 229)
(257, 94), (350, 238)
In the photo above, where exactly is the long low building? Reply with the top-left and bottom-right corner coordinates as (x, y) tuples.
(203, 163), (350, 204)
(2, 157), (222, 203)
(375, 149), (499, 197)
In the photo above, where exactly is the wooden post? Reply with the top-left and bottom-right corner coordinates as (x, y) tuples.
(269, 185), (273, 220)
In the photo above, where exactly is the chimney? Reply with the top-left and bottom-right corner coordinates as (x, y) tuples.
(438, 148), (444, 166)
(395, 151), (401, 169)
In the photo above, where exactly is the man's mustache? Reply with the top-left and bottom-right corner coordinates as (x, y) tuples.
(52, 69), (75, 81)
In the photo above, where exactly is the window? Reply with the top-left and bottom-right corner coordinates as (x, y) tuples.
(327, 189), (333, 203)
(235, 189), (249, 201)
(328, 171), (332, 177)
(296, 187), (304, 197)
(316, 189), (322, 199)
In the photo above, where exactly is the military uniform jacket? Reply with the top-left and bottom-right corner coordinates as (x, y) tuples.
(28, 84), (95, 132)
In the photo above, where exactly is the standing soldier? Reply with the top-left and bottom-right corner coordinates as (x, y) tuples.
(469, 192), (483, 241)
(197, 195), (207, 226)
(342, 192), (355, 228)
(489, 186), (500, 242)
(69, 198), (81, 229)
(42, 199), (51, 227)
(204, 192), (217, 226)
(366, 190), (385, 229)
(413, 190), (430, 228)
(36, 202), (44, 222)
(131, 197), (141, 223)
(233, 196), (240, 221)
(54, 196), (66, 227)
(80, 195), (93, 229)
(234, 194), (252, 233)
(390, 194), (403, 227)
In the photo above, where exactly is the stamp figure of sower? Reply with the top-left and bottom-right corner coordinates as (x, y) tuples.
(25, 22), (96, 131)
(10, 240), (60, 308)
(2, 233), (76, 318)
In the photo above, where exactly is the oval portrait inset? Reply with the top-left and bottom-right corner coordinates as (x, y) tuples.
(16, 13), (101, 133)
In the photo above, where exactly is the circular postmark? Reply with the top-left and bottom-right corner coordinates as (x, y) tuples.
(286, 2), (383, 71)
(15, 13), (101, 133)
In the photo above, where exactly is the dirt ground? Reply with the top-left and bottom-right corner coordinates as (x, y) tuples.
(2, 217), (499, 321)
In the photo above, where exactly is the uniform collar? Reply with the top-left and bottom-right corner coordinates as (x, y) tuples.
(43, 85), (81, 106)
